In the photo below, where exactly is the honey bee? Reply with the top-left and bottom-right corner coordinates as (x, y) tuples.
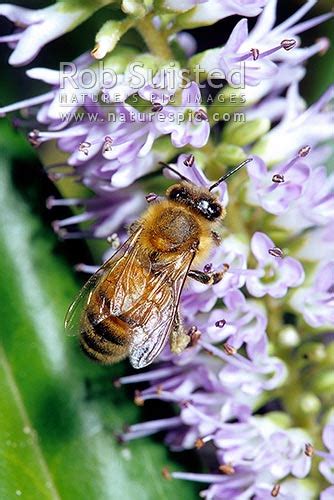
(65, 159), (252, 369)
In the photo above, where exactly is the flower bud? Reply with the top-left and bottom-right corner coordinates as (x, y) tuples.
(278, 326), (300, 348)
(122, 0), (146, 16)
(223, 118), (271, 147)
(311, 371), (334, 395)
(299, 393), (321, 415)
(92, 20), (134, 59)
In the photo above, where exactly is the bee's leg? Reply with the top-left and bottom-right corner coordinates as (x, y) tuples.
(128, 221), (141, 235)
(188, 269), (225, 285)
(211, 230), (222, 246)
(106, 233), (120, 249)
(170, 310), (190, 354)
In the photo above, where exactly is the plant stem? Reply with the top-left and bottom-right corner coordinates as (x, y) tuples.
(137, 15), (173, 60)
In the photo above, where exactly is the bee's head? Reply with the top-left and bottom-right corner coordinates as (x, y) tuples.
(166, 182), (225, 221)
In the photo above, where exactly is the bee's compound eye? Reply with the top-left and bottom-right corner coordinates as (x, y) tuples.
(169, 187), (189, 201)
(209, 203), (222, 218)
(197, 199), (222, 219)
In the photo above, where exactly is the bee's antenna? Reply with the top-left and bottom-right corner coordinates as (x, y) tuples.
(159, 162), (193, 184)
(209, 158), (253, 192)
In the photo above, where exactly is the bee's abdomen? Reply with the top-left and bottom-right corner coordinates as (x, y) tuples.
(80, 307), (130, 364)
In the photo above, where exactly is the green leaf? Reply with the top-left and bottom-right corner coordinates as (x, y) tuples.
(0, 160), (196, 499)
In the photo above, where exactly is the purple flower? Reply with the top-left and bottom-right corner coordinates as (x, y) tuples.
(290, 261), (334, 328)
(0, 2), (100, 66)
(275, 162), (334, 233)
(246, 152), (311, 215)
(138, 64), (183, 106)
(210, 290), (268, 361)
(216, 0), (332, 87)
(47, 186), (145, 240)
(297, 222), (334, 262)
(180, 0), (266, 27)
(170, 418), (311, 499)
(317, 419), (334, 500)
(155, 82), (210, 148)
(254, 85), (334, 164)
(186, 235), (249, 305)
(246, 232), (304, 298)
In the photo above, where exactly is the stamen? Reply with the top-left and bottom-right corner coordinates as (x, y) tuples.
(102, 136), (113, 153)
(187, 326), (201, 346)
(226, 267), (265, 278)
(172, 471), (251, 485)
(219, 463), (235, 475)
(199, 340), (255, 371)
(298, 145), (311, 157)
(250, 48), (259, 60)
(194, 109), (208, 121)
(127, 416), (182, 434)
(268, 247), (284, 258)
(272, 174), (285, 183)
(75, 263), (99, 274)
(223, 343), (237, 356)
(183, 154), (195, 167)
(134, 390), (144, 406)
(215, 319), (226, 328)
(145, 192), (158, 203)
(162, 468), (172, 480)
(281, 39), (297, 51)
(195, 435), (213, 449)
(117, 365), (185, 385)
(47, 171), (79, 182)
(28, 129), (41, 147)
(304, 442), (314, 457)
(271, 483), (280, 497)
(78, 141), (91, 156)
(152, 102), (164, 112)
(204, 263), (213, 273)
(46, 197), (82, 209)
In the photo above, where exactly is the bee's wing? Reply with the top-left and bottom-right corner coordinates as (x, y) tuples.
(64, 227), (143, 336)
(127, 249), (196, 369)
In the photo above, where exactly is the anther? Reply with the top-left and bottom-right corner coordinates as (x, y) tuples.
(78, 141), (91, 156)
(28, 129), (41, 147)
(298, 145), (311, 157)
(145, 192), (158, 203)
(268, 247), (284, 258)
(304, 443), (314, 457)
(204, 263), (213, 273)
(156, 384), (163, 395)
(271, 484), (280, 497)
(272, 174), (285, 183)
(250, 48), (259, 60)
(215, 319), (226, 328)
(113, 378), (121, 388)
(194, 109), (208, 121)
(46, 196), (54, 209)
(134, 390), (144, 406)
(103, 136), (113, 153)
(223, 343), (236, 356)
(281, 39), (296, 51)
(195, 438), (204, 449)
(187, 326), (201, 347)
(222, 263), (230, 273)
(219, 463), (235, 475)
(151, 102), (163, 112)
(162, 468), (172, 480)
(183, 154), (195, 167)
(316, 37), (330, 56)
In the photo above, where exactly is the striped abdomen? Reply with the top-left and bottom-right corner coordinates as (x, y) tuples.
(79, 290), (131, 364)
